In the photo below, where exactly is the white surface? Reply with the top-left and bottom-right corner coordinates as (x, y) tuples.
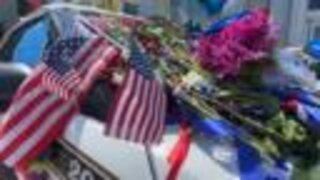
(152, 126), (240, 180)
(64, 115), (153, 180)
(64, 116), (241, 180)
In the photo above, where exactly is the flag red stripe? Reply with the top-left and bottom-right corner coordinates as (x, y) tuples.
(57, 72), (81, 98)
(121, 74), (144, 139)
(125, 75), (146, 140)
(127, 79), (152, 142)
(105, 75), (128, 133)
(14, 103), (77, 168)
(77, 44), (114, 77)
(0, 76), (45, 135)
(115, 71), (139, 137)
(55, 71), (78, 90)
(11, 69), (45, 100)
(74, 37), (105, 68)
(63, 72), (81, 90)
(146, 84), (162, 143)
(107, 70), (135, 136)
(12, 67), (45, 99)
(132, 80), (152, 142)
(142, 83), (160, 143)
(136, 82), (157, 143)
(132, 80), (153, 142)
(4, 99), (76, 166)
(0, 95), (63, 162)
(0, 89), (48, 138)
(76, 46), (120, 101)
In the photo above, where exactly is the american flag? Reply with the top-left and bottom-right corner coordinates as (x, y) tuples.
(41, 38), (85, 100)
(0, 36), (120, 168)
(106, 37), (167, 144)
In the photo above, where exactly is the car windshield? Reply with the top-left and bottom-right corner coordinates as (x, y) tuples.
(12, 18), (49, 67)
(0, 15), (56, 67)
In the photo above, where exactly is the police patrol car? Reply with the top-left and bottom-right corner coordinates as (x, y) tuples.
(0, 4), (256, 180)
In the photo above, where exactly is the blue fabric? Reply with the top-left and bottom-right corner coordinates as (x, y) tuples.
(172, 97), (291, 179)
(202, 10), (249, 36)
(199, 0), (227, 16)
(188, 115), (268, 179)
(190, 116), (291, 179)
(301, 103), (320, 130)
(13, 19), (49, 67)
(238, 144), (292, 180)
(268, 160), (293, 180)
(237, 143), (292, 180)
(180, 105), (290, 180)
(269, 87), (320, 131)
(192, 118), (242, 139)
(305, 40), (320, 60)
(178, 103), (243, 139)
(237, 141), (266, 180)
(295, 91), (320, 107)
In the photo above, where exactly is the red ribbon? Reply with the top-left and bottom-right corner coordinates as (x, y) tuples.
(281, 98), (298, 113)
(167, 122), (192, 180)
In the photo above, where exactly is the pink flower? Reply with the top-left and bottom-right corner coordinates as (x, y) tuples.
(196, 8), (279, 78)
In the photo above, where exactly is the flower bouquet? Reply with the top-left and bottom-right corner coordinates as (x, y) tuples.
(134, 8), (320, 172)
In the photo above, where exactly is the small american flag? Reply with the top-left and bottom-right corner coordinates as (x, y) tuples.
(41, 38), (86, 100)
(106, 37), (167, 144)
(0, 36), (120, 168)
